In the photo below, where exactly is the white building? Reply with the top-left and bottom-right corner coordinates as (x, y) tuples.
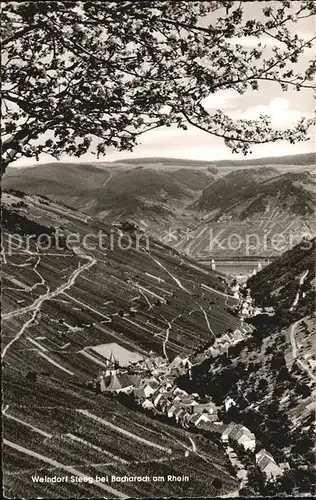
(221, 423), (256, 451)
(256, 449), (283, 480)
(224, 396), (236, 412)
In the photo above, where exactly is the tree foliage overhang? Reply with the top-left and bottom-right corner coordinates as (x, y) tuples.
(1, 0), (316, 172)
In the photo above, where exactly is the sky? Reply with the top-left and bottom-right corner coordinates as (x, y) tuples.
(13, 1), (315, 167)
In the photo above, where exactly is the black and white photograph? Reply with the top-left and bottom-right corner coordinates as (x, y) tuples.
(1, 1), (315, 498)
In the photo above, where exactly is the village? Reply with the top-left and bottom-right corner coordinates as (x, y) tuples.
(88, 278), (284, 494)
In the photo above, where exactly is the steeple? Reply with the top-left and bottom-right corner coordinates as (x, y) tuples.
(109, 350), (119, 369)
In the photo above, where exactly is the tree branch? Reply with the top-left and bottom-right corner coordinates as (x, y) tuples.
(2, 24), (40, 46)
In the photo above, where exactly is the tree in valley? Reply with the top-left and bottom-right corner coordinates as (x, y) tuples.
(2, 1), (316, 174)
(247, 464), (266, 495)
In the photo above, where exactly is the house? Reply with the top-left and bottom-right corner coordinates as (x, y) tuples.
(137, 355), (167, 374)
(168, 356), (190, 375)
(173, 387), (189, 397)
(156, 377), (171, 390)
(221, 333), (231, 343)
(222, 423), (236, 440)
(182, 412), (192, 428)
(232, 328), (243, 341)
(168, 393), (180, 403)
(133, 387), (146, 400)
(199, 421), (226, 434)
(199, 413), (218, 425)
(234, 428), (256, 451)
(209, 347), (220, 357)
(142, 399), (155, 411)
(221, 424), (256, 451)
(133, 377), (160, 399)
(153, 392), (164, 408)
(279, 462), (290, 471)
(182, 400), (198, 413)
(141, 378), (160, 398)
(256, 449), (283, 480)
(177, 395), (196, 407)
(157, 395), (171, 412)
(231, 284), (240, 294)
(224, 396), (236, 412)
(237, 469), (248, 489)
(258, 456), (283, 480)
(220, 342), (230, 353)
(129, 374), (142, 388)
(100, 371), (135, 393)
(192, 402), (217, 416)
(157, 374), (174, 388)
(256, 449), (274, 464)
(167, 404), (179, 419)
(168, 355), (184, 371)
(174, 407), (186, 423)
(182, 358), (193, 370)
(226, 331), (234, 341)
(189, 413), (217, 428)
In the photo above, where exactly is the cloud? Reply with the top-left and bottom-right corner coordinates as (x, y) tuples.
(234, 97), (308, 128)
(201, 89), (241, 110)
(230, 31), (315, 48)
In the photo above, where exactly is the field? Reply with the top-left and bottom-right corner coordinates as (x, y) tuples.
(3, 366), (238, 497)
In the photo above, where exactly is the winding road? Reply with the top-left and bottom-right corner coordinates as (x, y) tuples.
(102, 171), (112, 187)
(2, 254), (96, 360)
(162, 320), (172, 360)
(289, 319), (316, 382)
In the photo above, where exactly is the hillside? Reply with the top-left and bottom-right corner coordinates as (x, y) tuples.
(247, 237), (316, 320)
(114, 152), (315, 167)
(176, 241), (316, 496)
(4, 160), (315, 263)
(3, 163), (214, 235)
(114, 157), (216, 167)
(196, 167), (279, 212)
(2, 190), (241, 498)
(3, 163), (109, 195)
(2, 189), (242, 359)
(198, 170), (315, 216)
(174, 171), (316, 260)
(207, 152), (315, 167)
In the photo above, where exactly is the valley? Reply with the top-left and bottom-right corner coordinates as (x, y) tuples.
(2, 153), (315, 498)
(4, 153), (315, 272)
(2, 0), (316, 496)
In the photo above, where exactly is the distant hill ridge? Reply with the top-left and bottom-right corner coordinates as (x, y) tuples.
(114, 152), (315, 167)
(3, 154), (315, 261)
(197, 169), (316, 215)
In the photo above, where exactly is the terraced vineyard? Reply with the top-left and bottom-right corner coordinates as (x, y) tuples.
(2, 191), (240, 497)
